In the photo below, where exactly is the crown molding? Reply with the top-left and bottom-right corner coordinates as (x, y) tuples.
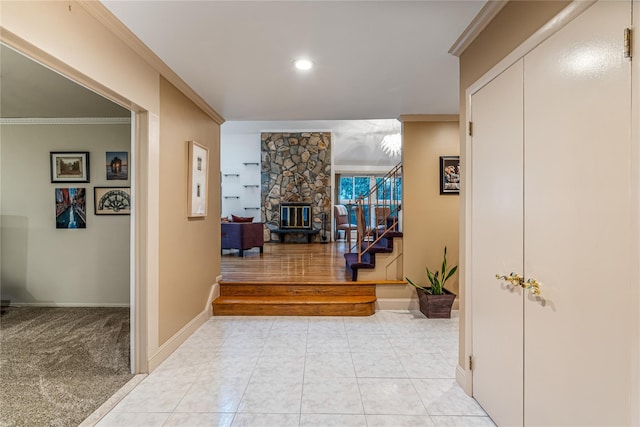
(449, 1), (509, 57)
(0, 117), (131, 125)
(399, 114), (459, 123)
(77, 1), (225, 125)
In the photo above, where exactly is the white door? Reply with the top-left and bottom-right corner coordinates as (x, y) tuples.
(470, 1), (633, 425)
(523, 1), (633, 425)
(470, 59), (524, 427)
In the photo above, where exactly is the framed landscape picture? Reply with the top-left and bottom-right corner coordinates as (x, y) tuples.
(440, 156), (460, 195)
(188, 141), (209, 218)
(94, 187), (131, 215)
(51, 152), (90, 183)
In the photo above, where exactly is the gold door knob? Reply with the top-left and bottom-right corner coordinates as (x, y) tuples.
(524, 278), (541, 295)
(495, 272), (523, 287)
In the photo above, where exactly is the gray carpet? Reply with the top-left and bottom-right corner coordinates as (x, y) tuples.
(0, 307), (133, 427)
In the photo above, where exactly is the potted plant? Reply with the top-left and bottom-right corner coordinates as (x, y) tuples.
(406, 246), (457, 318)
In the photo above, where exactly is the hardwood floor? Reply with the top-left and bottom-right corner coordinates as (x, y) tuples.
(221, 241), (352, 283)
(217, 241), (398, 315)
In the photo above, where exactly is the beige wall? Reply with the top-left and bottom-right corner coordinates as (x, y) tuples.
(456, 0), (572, 376)
(1, 123), (130, 305)
(1, 1), (160, 115)
(158, 77), (220, 343)
(1, 1), (223, 371)
(401, 118), (459, 304)
(459, 1), (570, 99)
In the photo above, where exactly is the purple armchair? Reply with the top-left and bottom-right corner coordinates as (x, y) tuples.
(221, 222), (264, 256)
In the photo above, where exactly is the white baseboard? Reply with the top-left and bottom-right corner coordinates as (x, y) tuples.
(456, 364), (472, 395)
(376, 298), (461, 313)
(147, 308), (208, 372)
(375, 297), (418, 311)
(5, 302), (130, 307)
(209, 282), (220, 308)
(147, 282), (218, 372)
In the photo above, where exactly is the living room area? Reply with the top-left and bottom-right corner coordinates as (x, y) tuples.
(217, 117), (461, 316)
(220, 119), (402, 250)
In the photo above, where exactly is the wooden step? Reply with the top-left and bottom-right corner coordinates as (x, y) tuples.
(344, 252), (374, 281)
(345, 232), (403, 281)
(362, 240), (392, 254)
(212, 295), (376, 316)
(220, 282), (375, 297)
(378, 230), (403, 239)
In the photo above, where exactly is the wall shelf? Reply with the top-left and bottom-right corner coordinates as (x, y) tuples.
(223, 173), (240, 177)
(243, 185), (260, 188)
(243, 162), (259, 166)
(224, 196), (240, 199)
(244, 207), (260, 210)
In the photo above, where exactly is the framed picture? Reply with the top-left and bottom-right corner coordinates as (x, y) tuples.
(94, 187), (131, 215)
(440, 156), (460, 195)
(55, 188), (87, 229)
(188, 141), (209, 217)
(50, 152), (90, 183)
(106, 151), (128, 180)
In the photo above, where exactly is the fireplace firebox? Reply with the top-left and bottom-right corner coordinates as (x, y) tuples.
(280, 203), (312, 229)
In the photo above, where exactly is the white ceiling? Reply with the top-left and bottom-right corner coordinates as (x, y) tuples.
(0, 44), (130, 118)
(102, 1), (485, 121)
(222, 118), (402, 167)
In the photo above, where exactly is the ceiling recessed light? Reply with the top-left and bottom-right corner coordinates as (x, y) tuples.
(294, 59), (314, 71)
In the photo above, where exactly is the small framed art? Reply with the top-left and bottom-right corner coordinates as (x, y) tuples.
(440, 156), (460, 195)
(188, 141), (209, 218)
(106, 151), (128, 180)
(94, 187), (131, 215)
(50, 152), (90, 183)
(55, 187), (87, 229)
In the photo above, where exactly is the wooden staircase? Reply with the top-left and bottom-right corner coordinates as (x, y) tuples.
(344, 231), (403, 281)
(212, 282), (376, 316)
(344, 162), (403, 281)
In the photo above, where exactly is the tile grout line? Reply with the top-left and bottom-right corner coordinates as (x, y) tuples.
(230, 315), (268, 424)
(298, 321), (310, 425)
(79, 374), (147, 427)
(344, 316), (369, 421)
(94, 312), (478, 426)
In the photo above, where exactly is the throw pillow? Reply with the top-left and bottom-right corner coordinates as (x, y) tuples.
(231, 215), (253, 223)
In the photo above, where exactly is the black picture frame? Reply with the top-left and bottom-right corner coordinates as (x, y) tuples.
(440, 156), (460, 195)
(94, 187), (131, 215)
(50, 152), (90, 183)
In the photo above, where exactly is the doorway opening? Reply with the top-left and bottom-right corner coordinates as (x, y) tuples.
(0, 43), (137, 426)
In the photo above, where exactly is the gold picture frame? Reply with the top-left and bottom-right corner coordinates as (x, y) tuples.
(187, 141), (209, 217)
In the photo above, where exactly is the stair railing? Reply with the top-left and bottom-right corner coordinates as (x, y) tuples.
(353, 162), (402, 263)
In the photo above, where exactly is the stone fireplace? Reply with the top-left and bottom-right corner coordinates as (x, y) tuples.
(261, 132), (331, 242)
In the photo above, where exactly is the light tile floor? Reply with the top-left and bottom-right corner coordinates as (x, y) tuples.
(96, 311), (495, 427)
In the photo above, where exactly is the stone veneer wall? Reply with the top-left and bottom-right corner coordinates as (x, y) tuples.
(261, 132), (331, 243)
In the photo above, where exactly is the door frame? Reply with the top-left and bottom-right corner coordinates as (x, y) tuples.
(460, 0), (596, 394)
(633, 1), (640, 424)
(0, 32), (154, 373)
